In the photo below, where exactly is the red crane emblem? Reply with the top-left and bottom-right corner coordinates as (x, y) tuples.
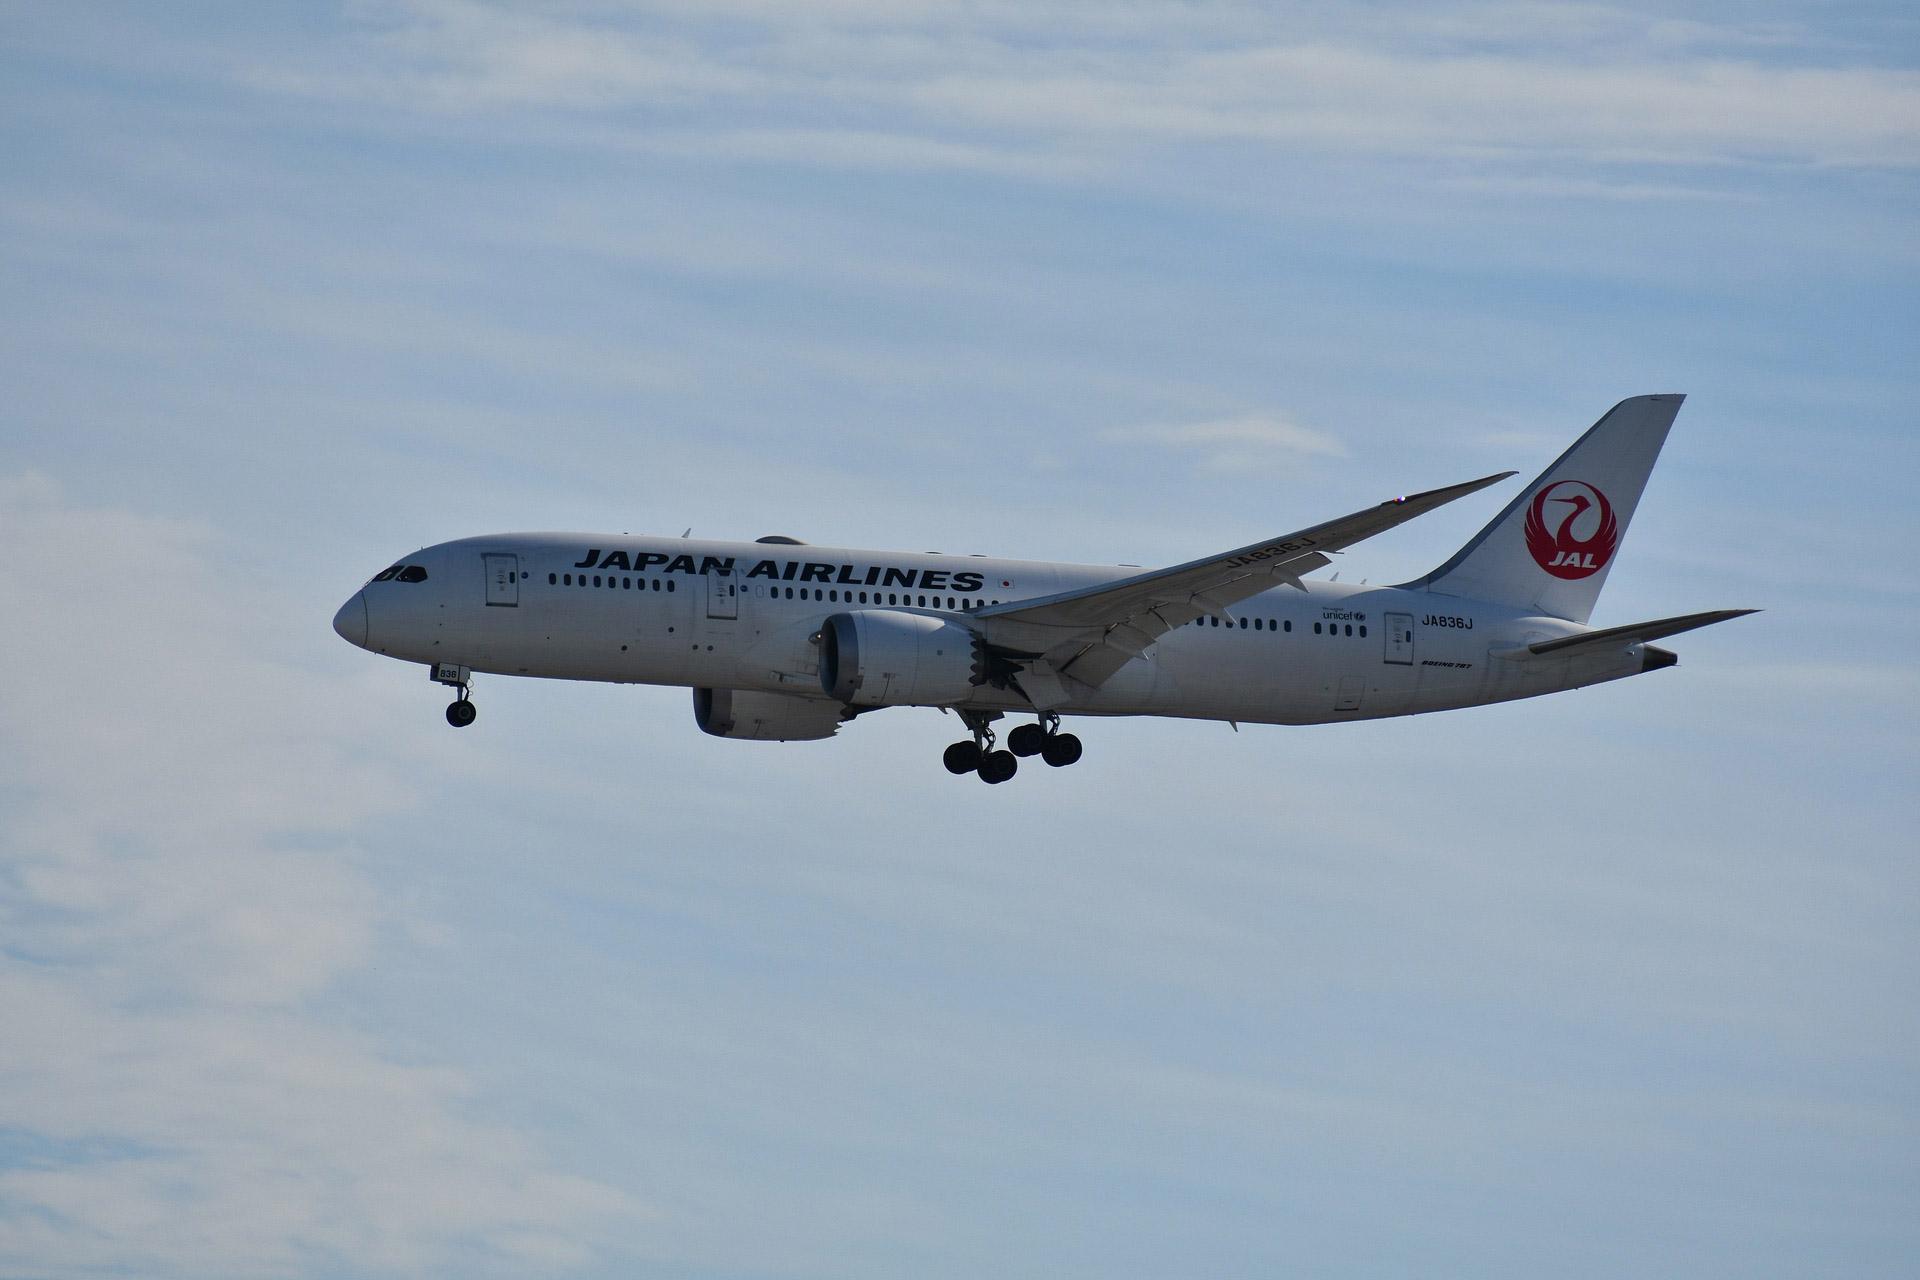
(1524, 480), (1618, 580)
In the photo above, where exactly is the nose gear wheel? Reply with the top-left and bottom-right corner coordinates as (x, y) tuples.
(431, 664), (477, 728)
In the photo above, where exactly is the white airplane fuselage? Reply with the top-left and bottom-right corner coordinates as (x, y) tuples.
(335, 532), (1647, 727)
(333, 397), (1750, 774)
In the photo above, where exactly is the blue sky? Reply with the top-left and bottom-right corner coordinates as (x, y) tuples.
(2, 3), (1916, 1276)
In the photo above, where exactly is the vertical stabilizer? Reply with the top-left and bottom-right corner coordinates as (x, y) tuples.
(1406, 395), (1683, 623)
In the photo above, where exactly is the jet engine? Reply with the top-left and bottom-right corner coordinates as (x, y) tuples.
(819, 610), (980, 707)
(693, 687), (846, 741)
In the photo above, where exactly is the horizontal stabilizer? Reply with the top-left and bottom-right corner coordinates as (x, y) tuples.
(1523, 608), (1759, 660)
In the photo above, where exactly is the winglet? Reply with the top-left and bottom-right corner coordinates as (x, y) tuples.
(1390, 470), (1517, 513)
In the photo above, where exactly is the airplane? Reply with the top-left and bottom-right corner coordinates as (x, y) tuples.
(332, 394), (1755, 783)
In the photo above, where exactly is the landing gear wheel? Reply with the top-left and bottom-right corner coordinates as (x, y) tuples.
(977, 750), (1018, 784)
(446, 698), (477, 728)
(1007, 723), (1047, 757)
(943, 741), (983, 775)
(1040, 732), (1081, 767)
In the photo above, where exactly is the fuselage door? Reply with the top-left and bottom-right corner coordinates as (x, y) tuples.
(483, 553), (519, 607)
(1385, 611), (1414, 664)
(706, 565), (738, 620)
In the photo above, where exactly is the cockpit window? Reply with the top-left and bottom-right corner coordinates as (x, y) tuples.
(370, 564), (429, 584)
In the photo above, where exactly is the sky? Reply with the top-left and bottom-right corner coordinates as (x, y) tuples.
(1, 2), (1917, 1276)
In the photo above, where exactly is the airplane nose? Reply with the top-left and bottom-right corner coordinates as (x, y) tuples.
(332, 590), (368, 648)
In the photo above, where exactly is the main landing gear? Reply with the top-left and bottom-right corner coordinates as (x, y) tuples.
(432, 662), (477, 728)
(944, 711), (1083, 783)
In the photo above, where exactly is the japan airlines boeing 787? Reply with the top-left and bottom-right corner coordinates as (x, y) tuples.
(332, 395), (1754, 782)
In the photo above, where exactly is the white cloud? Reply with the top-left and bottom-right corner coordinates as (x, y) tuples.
(1109, 413), (1348, 472)
(0, 474), (643, 1276)
(243, 2), (1920, 174)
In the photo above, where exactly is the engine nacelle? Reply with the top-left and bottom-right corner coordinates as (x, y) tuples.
(693, 687), (846, 741)
(819, 610), (980, 707)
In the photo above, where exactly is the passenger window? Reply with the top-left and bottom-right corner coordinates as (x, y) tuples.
(1284, 620), (1292, 632)
(1345, 624), (1353, 636)
(548, 573), (556, 585)
(1314, 622), (1322, 634)
(859, 591), (868, 603)
(1359, 625), (1367, 638)
(561, 574), (570, 585)
(623, 577), (631, 589)
(1238, 618), (1247, 629)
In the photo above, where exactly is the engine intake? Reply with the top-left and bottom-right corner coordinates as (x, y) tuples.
(819, 610), (980, 707)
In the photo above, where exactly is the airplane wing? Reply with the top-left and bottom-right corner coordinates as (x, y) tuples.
(1506, 609), (1760, 661)
(973, 471), (1515, 698)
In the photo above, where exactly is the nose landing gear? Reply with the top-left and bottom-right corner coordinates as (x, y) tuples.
(432, 662), (477, 728)
(945, 711), (1081, 781)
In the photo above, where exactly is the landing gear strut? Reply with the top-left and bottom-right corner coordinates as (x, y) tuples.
(944, 711), (1082, 781)
(432, 662), (476, 728)
(944, 710), (1018, 783)
(1007, 713), (1082, 767)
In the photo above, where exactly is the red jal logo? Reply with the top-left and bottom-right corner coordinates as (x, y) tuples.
(1523, 480), (1618, 579)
